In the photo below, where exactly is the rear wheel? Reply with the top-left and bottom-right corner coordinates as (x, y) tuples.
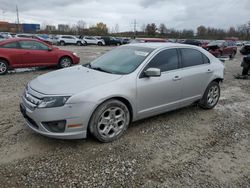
(77, 41), (82, 46)
(58, 57), (72, 68)
(230, 51), (236, 59)
(89, 100), (130, 142)
(199, 81), (220, 109)
(60, 41), (65, 46)
(97, 42), (102, 46)
(0, 60), (8, 75)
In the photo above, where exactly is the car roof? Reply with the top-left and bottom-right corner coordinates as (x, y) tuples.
(0, 38), (47, 45)
(127, 42), (202, 50)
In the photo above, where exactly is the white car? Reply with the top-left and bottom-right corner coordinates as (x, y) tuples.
(20, 43), (224, 142)
(0, 35), (6, 41)
(57, 35), (86, 46)
(81, 36), (105, 46)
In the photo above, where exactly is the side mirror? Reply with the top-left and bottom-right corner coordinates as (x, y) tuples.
(48, 47), (53, 51)
(144, 68), (161, 77)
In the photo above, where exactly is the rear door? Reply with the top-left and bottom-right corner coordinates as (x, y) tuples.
(136, 48), (182, 118)
(0, 41), (23, 67)
(178, 48), (212, 106)
(19, 40), (57, 67)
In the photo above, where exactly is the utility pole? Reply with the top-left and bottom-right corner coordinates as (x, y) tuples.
(133, 19), (137, 39)
(16, 5), (20, 33)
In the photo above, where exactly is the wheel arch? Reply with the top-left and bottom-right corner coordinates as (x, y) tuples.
(0, 57), (10, 67)
(87, 96), (134, 131)
(212, 77), (223, 84)
(58, 55), (73, 64)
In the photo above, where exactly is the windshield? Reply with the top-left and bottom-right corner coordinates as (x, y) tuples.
(89, 46), (154, 74)
(208, 41), (224, 46)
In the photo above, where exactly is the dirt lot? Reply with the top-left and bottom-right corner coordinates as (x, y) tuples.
(0, 45), (249, 187)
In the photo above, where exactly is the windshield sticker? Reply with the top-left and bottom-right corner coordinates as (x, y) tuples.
(134, 51), (149, 57)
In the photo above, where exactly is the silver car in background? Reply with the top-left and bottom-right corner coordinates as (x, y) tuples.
(20, 43), (224, 142)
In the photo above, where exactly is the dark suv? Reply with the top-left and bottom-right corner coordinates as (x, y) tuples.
(183, 39), (202, 46)
(204, 40), (237, 58)
(100, 36), (122, 46)
(240, 44), (250, 55)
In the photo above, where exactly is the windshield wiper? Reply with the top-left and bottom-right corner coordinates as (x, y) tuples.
(83, 63), (92, 68)
(91, 66), (112, 74)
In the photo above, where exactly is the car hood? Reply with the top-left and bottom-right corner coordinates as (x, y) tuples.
(29, 65), (122, 95)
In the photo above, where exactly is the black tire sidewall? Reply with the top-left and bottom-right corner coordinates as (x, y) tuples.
(0, 60), (8, 75)
(89, 100), (130, 143)
(200, 81), (220, 109)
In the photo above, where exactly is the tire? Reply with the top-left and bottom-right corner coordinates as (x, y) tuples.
(60, 41), (65, 46)
(230, 51), (236, 59)
(97, 42), (102, 46)
(0, 59), (8, 75)
(77, 41), (82, 46)
(89, 99), (130, 143)
(199, 81), (220, 109)
(58, 56), (72, 68)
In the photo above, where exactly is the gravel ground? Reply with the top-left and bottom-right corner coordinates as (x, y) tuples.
(0, 45), (249, 187)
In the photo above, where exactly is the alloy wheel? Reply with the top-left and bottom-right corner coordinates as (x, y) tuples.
(97, 107), (127, 139)
(0, 62), (7, 74)
(207, 85), (219, 106)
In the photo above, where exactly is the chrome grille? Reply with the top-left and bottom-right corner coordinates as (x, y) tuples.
(22, 88), (42, 110)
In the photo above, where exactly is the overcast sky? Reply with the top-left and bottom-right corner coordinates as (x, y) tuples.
(1, 0), (250, 32)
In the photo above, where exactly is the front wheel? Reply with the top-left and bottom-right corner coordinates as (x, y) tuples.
(0, 60), (8, 75)
(89, 100), (130, 143)
(199, 81), (220, 109)
(58, 57), (72, 68)
(77, 41), (82, 46)
(230, 51), (236, 59)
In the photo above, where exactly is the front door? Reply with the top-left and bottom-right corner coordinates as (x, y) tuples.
(136, 48), (182, 119)
(19, 40), (57, 67)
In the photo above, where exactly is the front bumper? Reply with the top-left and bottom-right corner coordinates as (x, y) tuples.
(72, 55), (80, 65)
(20, 88), (96, 139)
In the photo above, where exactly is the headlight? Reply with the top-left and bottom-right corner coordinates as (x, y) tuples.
(38, 96), (70, 108)
(73, 52), (78, 56)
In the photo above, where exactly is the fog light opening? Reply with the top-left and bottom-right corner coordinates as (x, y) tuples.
(42, 120), (66, 133)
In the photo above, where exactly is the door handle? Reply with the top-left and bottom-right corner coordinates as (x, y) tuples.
(172, 76), (182, 81)
(207, 69), (213, 73)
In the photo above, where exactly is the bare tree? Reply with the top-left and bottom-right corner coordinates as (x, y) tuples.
(76, 20), (86, 35)
(114, 24), (119, 33)
(159, 23), (167, 35)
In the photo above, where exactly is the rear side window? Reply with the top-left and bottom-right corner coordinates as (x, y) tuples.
(180, 48), (204, 68)
(19, 41), (48, 50)
(202, 54), (210, 64)
(0, 42), (19, 49)
(146, 49), (179, 72)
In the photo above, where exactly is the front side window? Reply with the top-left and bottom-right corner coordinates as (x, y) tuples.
(146, 49), (179, 72)
(89, 46), (154, 74)
(32, 41), (49, 50)
(19, 41), (48, 50)
(180, 48), (204, 68)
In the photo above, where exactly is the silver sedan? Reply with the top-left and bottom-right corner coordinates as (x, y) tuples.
(20, 43), (224, 142)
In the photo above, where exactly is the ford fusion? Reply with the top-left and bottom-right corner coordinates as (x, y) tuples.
(20, 43), (224, 142)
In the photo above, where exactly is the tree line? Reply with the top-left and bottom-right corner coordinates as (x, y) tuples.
(39, 20), (250, 40)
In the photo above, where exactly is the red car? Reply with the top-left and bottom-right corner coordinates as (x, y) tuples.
(0, 38), (80, 75)
(203, 40), (237, 58)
